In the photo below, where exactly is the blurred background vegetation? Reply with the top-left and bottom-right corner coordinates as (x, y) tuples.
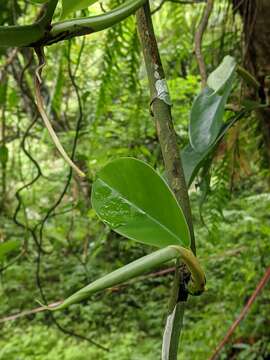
(0, 0), (269, 359)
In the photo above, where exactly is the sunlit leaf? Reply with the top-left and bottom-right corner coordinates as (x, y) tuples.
(91, 158), (191, 248)
(207, 55), (237, 94)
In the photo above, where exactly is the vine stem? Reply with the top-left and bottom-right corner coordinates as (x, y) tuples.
(34, 47), (85, 177)
(194, 0), (214, 88)
(0, 0), (146, 47)
(136, 2), (196, 359)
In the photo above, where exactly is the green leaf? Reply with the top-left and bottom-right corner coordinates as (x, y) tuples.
(189, 88), (226, 153)
(183, 111), (245, 187)
(0, 145), (8, 166)
(181, 144), (207, 188)
(61, 0), (98, 18)
(0, 240), (20, 261)
(91, 158), (191, 248)
(50, 246), (184, 310)
(49, 244), (205, 310)
(207, 55), (237, 94)
(189, 79), (234, 153)
(189, 56), (237, 153)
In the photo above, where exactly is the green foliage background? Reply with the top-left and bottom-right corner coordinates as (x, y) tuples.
(0, 1), (269, 359)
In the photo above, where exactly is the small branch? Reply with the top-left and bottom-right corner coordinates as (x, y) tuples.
(0, 49), (18, 79)
(0, 302), (62, 324)
(194, 0), (214, 88)
(0, 300), (107, 351)
(209, 267), (270, 360)
(31, 44), (107, 351)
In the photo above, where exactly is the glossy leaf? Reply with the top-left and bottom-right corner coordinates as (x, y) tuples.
(91, 158), (191, 248)
(189, 77), (234, 153)
(50, 246), (184, 310)
(50, 244), (205, 310)
(189, 56), (237, 153)
(207, 55), (237, 94)
(61, 0), (98, 18)
(183, 111), (245, 187)
(0, 240), (20, 261)
(181, 144), (207, 188)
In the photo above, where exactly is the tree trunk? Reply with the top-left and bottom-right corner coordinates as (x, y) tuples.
(233, 0), (270, 166)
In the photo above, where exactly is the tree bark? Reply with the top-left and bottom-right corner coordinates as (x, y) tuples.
(233, 0), (270, 166)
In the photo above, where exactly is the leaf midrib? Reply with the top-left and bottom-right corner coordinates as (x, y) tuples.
(98, 177), (183, 245)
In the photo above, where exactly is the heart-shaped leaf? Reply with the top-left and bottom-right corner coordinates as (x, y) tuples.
(61, 0), (98, 18)
(91, 158), (191, 248)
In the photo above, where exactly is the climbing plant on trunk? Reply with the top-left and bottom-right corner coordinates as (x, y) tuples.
(0, 0), (259, 359)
